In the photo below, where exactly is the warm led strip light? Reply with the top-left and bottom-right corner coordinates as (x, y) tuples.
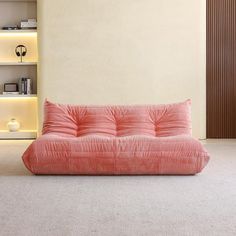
(0, 96), (37, 100)
(0, 130), (38, 139)
(0, 130), (37, 132)
(0, 31), (37, 37)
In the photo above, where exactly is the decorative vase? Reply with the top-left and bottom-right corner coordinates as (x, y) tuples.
(7, 118), (20, 132)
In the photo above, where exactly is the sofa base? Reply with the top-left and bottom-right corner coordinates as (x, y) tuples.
(22, 134), (209, 175)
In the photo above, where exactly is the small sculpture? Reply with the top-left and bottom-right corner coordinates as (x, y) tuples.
(7, 118), (20, 132)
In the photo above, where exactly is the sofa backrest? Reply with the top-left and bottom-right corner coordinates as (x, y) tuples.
(43, 100), (192, 137)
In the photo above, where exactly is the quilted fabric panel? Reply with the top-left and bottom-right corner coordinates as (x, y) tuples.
(43, 100), (78, 137)
(42, 100), (192, 137)
(76, 106), (117, 137)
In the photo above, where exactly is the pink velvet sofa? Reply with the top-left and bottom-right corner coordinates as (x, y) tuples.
(22, 100), (209, 175)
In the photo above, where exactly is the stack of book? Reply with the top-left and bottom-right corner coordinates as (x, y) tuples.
(19, 78), (32, 94)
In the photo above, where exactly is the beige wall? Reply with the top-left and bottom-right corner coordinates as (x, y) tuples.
(38, 0), (206, 138)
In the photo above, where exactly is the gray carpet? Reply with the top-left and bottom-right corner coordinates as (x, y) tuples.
(0, 140), (236, 236)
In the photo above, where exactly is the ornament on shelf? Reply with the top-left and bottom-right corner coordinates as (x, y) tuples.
(7, 118), (20, 132)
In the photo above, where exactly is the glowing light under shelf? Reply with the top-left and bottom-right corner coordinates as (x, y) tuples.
(0, 32), (37, 37)
(0, 96), (37, 100)
(0, 130), (37, 132)
(0, 130), (38, 139)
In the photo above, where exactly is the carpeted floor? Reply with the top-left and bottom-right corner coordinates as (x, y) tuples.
(0, 140), (236, 236)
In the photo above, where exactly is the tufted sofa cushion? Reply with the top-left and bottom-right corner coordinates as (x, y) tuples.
(43, 100), (192, 138)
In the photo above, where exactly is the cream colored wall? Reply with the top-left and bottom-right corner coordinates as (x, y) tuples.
(38, 0), (206, 138)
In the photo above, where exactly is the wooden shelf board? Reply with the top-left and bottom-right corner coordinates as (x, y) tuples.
(0, 94), (37, 98)
(0, 0), (36, 2)
(0, 62), (37, 66)
(0, 130), (37, 139)
(0, 30), (37, 33)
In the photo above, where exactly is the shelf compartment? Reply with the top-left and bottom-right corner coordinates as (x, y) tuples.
(0, 130), (37, 139)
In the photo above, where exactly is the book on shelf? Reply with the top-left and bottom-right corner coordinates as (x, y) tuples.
(19, 78), (32, 95)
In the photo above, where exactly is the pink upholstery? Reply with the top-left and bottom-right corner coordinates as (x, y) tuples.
(22, 100), (209, 175)
(42, 100), (192, 137)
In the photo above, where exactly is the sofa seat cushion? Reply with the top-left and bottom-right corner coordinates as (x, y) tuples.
(22, 134), (209, 175)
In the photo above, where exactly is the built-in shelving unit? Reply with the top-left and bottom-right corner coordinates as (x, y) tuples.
(0, 0), (38, 139)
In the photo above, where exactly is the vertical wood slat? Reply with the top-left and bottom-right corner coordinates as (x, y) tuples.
(207, 0), (236, 138)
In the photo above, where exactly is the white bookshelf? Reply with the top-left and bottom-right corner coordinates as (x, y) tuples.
(0, 0), (38, 139)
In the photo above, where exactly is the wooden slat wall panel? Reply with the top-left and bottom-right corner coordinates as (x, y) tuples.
(207, 0), (236, 138)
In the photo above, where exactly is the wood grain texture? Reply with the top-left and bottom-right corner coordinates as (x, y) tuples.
(207, 0), (236, 138)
